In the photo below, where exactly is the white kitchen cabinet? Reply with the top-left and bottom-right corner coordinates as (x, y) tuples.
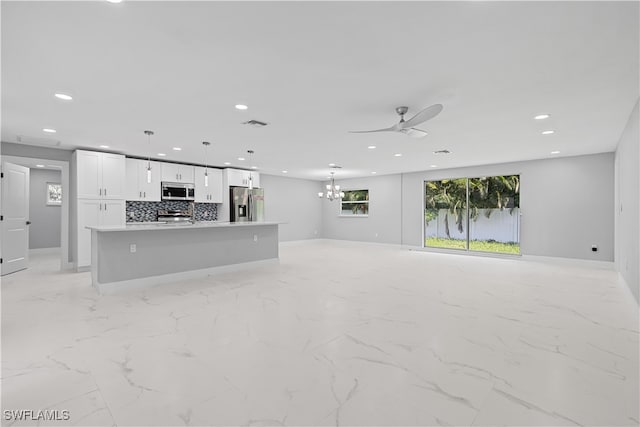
(194, 167), (222, 203)
(75, 150), (126, 199)
(125, 158), (161, 201)
(161, 163), (194, 183)
(250, 171), (260, 188)
(224, 168), (260, 188)
(76, 199), (125, 268)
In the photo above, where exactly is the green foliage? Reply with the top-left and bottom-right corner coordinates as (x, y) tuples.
(425, 237), (520, 254)
(342, 190), (368, 202)
(341, 190), (369, 215)
(425, 175), (520, 231)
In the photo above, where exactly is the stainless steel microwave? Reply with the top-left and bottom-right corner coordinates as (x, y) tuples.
(161, 182), (195, 201)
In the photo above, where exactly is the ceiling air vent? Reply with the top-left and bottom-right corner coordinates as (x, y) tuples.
(242, 119), (268, 128)
(433, 149), (451, 154)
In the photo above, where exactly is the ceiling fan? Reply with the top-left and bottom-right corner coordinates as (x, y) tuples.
(349, 104), (443, 138)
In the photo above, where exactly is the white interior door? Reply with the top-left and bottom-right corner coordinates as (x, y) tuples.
(1, 162), (30, 275)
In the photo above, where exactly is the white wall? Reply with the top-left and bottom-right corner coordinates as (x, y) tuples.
(260, 174), (323, 241)
(614, 99), (639, 303)
(403, 153), (614, 261)
(320, 154), (613, 261)
(322, 174), (402, 244)
(29, 169), (62, 249)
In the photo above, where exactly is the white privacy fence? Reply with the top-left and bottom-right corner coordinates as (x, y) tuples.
(425, 208), (520, 243)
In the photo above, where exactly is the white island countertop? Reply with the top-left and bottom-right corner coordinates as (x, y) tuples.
(87, 221), (282, 232)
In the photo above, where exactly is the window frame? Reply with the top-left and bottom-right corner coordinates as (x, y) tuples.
(339, 189), (369, 217)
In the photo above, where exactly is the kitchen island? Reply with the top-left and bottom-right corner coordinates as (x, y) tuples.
(88, 221), (280, 293)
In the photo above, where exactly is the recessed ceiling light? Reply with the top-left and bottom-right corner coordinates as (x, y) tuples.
(328, 163), (336, 167)
(106, 0), (123, 3)
(551, 150), (561, 154)
(235, 104), (248, 110)
(534, 114), (550, 120)
(394, 153), (402, 157)
(35, 164), (45, 168)
(54, 93), (73, 101)
(157, 153), (166, 157)
(238, 157), (245, 161)
(367, 146), (376, 149)
(430, 165), (438, 168)
(42, 128), (56, 133)
(542, 130), (555, 135)
(251, 166), (258, 169)
(371, 171), (377, 174)
(282, 170), (288, 174)
(172, 147), (182, 151)
(99, 145), (110, 149)
(224, 162), (231, 165)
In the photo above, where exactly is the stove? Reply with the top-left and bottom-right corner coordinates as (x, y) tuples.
(157, 208), (193, 222)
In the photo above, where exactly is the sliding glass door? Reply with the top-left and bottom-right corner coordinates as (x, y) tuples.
(425, 175), (520, 255)
(424, 178), (468, 250)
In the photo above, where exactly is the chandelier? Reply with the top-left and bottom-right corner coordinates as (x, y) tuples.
(318, 171), (344, 201)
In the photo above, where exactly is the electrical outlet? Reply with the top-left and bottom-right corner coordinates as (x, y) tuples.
(591, 245), (598, 252)
(253, 234), (258, 242)
(130, 244), (136, 253)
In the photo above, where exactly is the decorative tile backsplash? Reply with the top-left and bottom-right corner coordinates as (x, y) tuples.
(126, 201), (218, 222)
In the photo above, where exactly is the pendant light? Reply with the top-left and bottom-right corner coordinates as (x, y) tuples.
(318, 169), (344, 201)
(247, 150), (255, 189)
(144, 130), (154, 183)
(202, 141), (211, 187)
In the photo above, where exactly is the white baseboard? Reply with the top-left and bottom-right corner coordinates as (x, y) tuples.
(95, 258), (279, 295)
(28, 247), (61, 255)
(522, 255), (615, 270)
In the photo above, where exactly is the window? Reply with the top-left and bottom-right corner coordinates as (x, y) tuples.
(340, 189), (369, 216)
(425, 175), (520, 254)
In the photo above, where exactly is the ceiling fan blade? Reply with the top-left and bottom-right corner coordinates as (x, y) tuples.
(402, 104), (443, 129)
(400, 128), (428, 138)
(349, 126), (396, 134)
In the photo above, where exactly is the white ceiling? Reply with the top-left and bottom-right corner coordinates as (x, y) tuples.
(2, 1), (638, 180)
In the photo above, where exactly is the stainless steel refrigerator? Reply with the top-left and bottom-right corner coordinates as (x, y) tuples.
(230, 187), (264, 222)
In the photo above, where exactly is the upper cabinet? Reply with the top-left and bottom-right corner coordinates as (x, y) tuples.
(75, 150), (126, 199)
(125, 158), (161, 201)
(225, 168), (260, 188)
(194, 166), (223, 203)
(161, 163), (194, 183)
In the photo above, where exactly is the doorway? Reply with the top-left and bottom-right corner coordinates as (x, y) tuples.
(1, 156), (70, 272)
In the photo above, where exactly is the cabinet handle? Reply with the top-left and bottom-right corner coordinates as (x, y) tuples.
(143, 191), (146, 198)
(105, 203), (107, 211)
(104, 188), (107, 196)
(99, 188), (102, 196)
(139, 191), (142, 198)
(99, 203), (102, 211)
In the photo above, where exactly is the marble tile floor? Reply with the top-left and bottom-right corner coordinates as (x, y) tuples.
(1, 240), (638, 427)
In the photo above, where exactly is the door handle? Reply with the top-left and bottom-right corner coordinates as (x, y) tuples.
(26, 221), (31, 225)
